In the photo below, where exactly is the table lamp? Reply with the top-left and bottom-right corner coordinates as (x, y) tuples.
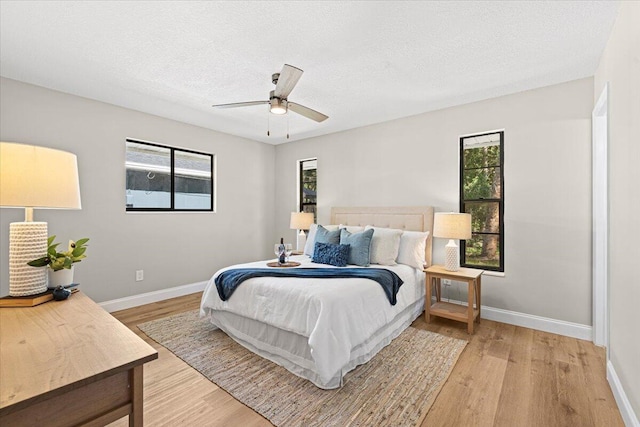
(290, 212), (314, 251)
(0, 142), (82, 296)
(433, 212), (472, 271)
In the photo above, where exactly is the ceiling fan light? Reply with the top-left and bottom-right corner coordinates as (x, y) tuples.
(270, 98), (287, 115)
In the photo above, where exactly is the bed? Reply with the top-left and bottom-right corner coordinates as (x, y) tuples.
(200, 206), (434, 389)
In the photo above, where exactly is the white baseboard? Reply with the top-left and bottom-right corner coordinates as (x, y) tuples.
(99, 281), (208, 313)
(608, 360), (640, 427)
(481, 304), (592, 341)
(431, 297), (592, 341)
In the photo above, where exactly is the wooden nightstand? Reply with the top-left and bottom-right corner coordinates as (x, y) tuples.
(424, 265), (484, 334)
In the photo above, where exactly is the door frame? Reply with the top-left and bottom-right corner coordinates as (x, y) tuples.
(592, 82), (609, 352)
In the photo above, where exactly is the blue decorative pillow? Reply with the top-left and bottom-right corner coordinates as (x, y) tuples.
(340, 228), (374, 267)
(312, 242), (350, 267)
(315, 225), (341, 245)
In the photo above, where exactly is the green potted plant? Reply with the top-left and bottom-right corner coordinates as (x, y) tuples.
(28, 235), (89, 289)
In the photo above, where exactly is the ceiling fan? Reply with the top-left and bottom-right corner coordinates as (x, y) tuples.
(212, 64), (329, 124)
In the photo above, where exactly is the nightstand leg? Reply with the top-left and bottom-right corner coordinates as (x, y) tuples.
(476, 276), (482, 323)
(467, 279), (474, 334)
(425, 274), (432, 323)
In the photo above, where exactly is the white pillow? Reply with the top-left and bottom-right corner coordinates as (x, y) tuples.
(304, 224), (340, 256)
(339, 224), (365, 233)
(364, 226), (403, 265)
(397, 231), (430, 270)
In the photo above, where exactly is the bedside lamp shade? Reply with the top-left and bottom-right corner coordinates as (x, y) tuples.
(433, 212), (472, 271)
(0, 143), (82, 210)
(290, 212), (315, 251)
(0, 142), (82, 296)
(290, 212), (314, 230)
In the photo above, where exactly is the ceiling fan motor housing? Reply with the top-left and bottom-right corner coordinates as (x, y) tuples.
(269, 90), (287, 114)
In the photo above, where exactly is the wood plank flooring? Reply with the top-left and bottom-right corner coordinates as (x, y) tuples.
(108, 293), (624, 427)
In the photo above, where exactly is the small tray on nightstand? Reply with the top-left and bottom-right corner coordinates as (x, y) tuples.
(266, 261), (301, 268)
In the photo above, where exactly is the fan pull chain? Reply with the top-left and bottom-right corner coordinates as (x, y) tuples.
(267, 108), (270, 136)
(286, 113), (290, 139)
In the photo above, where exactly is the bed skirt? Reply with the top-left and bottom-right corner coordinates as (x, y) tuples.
(204, 296), (425, 389)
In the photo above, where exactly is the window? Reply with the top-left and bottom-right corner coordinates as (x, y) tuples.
(460, 131), (504, 271)
(125, 139), (214, 211)
(299, 158), (317, 221)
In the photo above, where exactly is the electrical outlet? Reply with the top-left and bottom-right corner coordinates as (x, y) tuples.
(442, 279), (452, 286)
(136, 270), (144, 281)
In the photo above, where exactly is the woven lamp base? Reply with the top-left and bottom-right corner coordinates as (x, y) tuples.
(444, 239), (461, 272)
(9, 221), (48, 296)
(296, 231), (307, 252)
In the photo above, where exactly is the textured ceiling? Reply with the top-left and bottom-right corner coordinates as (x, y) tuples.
(0, 1), (619, 145)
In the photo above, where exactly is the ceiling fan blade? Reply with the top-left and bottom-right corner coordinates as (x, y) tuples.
(212, 100), (268, 109)
(274, 64), (303, 98)
(288, 102), (329, 122)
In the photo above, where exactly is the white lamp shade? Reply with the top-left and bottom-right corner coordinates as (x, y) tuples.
(0, 142), (82, 209)
(290, 212), (314, 230)
(433, 212), (472, 240)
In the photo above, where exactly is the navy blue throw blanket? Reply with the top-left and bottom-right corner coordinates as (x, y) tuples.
(214, 268), (404, 305)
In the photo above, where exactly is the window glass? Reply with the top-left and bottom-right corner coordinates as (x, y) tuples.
(174, 150), (213, 210)
(463, 234), (501, 269)
(126, 141), (171, 209)
(463, 201), (501, 234)
(463, 166), (501, 199)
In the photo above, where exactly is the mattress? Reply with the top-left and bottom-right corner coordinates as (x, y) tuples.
(200, 255), (425, 389)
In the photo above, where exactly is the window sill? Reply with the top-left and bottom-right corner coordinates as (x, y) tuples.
(125, 210), (215, 214)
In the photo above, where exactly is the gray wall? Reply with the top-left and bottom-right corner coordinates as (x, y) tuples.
(0, 77), (275, 302)
(275, 77), (593, 326)
(594, 1), (640, 418)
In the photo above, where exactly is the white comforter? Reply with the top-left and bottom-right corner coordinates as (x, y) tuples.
(200, 255), (424, 387)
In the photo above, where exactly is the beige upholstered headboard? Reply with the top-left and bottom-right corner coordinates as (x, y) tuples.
(330, 206), (434, 267)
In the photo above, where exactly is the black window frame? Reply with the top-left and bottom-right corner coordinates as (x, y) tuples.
(459, 131), (504, 272)
(299, 158), (317, 221)
(125, 138), (214, 212)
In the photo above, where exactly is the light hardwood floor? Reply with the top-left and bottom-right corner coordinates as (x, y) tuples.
(108, 293), (624, 427)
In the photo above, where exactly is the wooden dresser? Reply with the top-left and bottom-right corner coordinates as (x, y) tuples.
(0, 292), (158, 426)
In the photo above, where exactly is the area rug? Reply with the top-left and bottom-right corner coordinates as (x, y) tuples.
(138, 310), (467, 427)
